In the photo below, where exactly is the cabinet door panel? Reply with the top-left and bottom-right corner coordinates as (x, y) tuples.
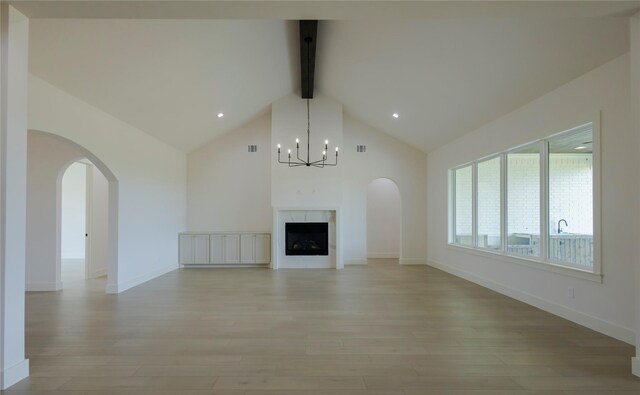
(193, 234), (210, 264)
(240, 235), (256, 264)
(179, 235), (194, 264)
(224, 235), (240, 264)
(209, 235), (224, 264)
(255, 234), (271, 264)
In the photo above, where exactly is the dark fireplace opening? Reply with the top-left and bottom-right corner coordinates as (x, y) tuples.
(286, 222), (329, 256)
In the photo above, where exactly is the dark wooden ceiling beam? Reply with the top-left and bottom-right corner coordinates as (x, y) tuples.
(300, 20), (317, 99)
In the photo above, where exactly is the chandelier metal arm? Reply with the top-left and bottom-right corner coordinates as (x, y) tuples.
(296, 145), (304, 163)
(277, 152), (338, 167)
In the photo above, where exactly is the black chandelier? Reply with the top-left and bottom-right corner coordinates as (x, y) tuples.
(277, 98), (338, 168)
(276, 21), (338, 168)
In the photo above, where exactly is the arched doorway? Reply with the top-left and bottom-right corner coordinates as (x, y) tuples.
(26, 130), (119, 293)
(60, 159), (111, 287)
(366, 178), (402, 262)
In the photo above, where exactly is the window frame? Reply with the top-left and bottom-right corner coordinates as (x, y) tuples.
(449, 162), (474, 246)
(544, 123), (601, 275)
(447, 114), (601, 281)
(504, 141), (543, 260)
(475, 154), (502, 252)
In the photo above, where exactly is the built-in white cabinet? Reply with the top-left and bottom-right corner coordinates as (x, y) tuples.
(179, 234), (210, 265)
(255, 234), (271, 263)
(239, 234), (271, 264)
(179, 232), (270, 266)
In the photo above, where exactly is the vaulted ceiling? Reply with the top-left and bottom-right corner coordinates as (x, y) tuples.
(27, 5), (634, 153)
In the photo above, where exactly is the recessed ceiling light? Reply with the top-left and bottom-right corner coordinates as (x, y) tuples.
(575, 146), (586, 150)
(217, 112), (224, 118)
(392, 113), (399, 119)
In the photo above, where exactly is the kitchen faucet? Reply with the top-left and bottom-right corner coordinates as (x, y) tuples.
(557, 219), (568, 234)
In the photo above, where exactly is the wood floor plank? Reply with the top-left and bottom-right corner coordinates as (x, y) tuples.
(10, 259), (639, 394)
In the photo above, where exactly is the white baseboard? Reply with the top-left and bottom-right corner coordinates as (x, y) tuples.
(400, 259), (427, 265)
(345, 259), (367, 265)
(633, 357), (640, 377)
(428, 260), (635, 345)
(367, 253), (399, 259)
(106, 264), (177, 294)
(1, 359), (29, 389)
(25, 282), (62, 292)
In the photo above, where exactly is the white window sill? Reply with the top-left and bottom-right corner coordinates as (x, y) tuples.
(447, 243), (603, 283)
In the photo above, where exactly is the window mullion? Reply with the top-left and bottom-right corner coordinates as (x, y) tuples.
(472, 162), (478, 247)
(540, 140), (549, 262)
(500, 153), (507, 253)
(450, 170), (456, 244)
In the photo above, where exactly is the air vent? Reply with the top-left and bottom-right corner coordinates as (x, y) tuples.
(248, 145), (258, 153)
(356, 145), (366, 153)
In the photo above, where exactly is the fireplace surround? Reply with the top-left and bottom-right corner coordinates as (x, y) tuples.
(272, 207), (342, 269)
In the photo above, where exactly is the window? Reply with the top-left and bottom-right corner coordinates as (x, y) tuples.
(477, 157), (501, 250)
(507, 145), (540, 257)
(453, 165), (472, 246)
(548, 125), (593, 269)
(448, 119), (599, 276)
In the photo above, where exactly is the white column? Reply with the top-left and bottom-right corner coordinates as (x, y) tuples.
(632, 11), (640, 378)
(0, 4), (29, 389)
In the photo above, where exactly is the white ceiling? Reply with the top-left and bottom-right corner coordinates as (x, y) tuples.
(29, 19), (298, 152)
(316, 18), (629, 151)
(29, 15), (630, 152)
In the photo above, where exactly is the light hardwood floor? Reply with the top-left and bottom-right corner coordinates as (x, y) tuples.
(6, 259), (640, 394)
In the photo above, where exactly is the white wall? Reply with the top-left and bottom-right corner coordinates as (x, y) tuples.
(343, 114), (428, 265)
(186, 94), (428, 266)
(26, 131), (83, 291)
(427, 54), (636, 343)
(28, 75), (187, 293)
(88, 163), (109, 278)
(61, 162), (86, 260)
(366, 178), (401, 258)
(188, 114), (271, 231)
(0, 4), (29, 388)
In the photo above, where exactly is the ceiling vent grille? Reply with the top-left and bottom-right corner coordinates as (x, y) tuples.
(356, 145), (366, 153)
(248, 145), (258, 153)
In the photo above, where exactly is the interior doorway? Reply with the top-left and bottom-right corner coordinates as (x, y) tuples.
(26, 130), (118, 293)
(366, 178), (402, 261)
(61, 161), (88, 283)
(60, 159), (110, 287)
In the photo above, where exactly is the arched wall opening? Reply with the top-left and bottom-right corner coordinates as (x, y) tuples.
(59, 159), (111, 285)
(26, 130), (119, 293)
(366, 177), (402, 261)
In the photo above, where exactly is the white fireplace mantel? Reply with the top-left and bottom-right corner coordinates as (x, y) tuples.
(272, 207), (342, 269)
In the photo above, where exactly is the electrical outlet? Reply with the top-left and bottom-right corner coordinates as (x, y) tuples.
(566, 287), (575, 299)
